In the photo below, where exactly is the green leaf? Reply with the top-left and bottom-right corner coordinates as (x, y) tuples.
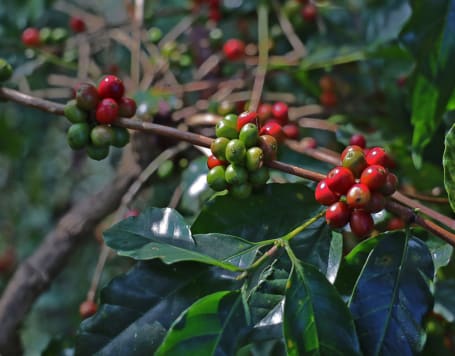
(283, 262), (362, 355)
(443, 123), (455, 212)
(400, 0), (455, 166)
(192, 183), (323, 243)
(104, 208), (257, 271)
(434, 279), (455, 322)
(76, 261), (239, 355)
(155, 291), (248, 355)
(348, 231), (434, 355)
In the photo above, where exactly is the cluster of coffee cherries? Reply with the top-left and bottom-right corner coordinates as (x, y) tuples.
(207, 111), (279, 199)
(319, 75), (338, 108)
(63, 75), (136, 160)
(257, 101), (299, 140)
(315, 143), (398, 239)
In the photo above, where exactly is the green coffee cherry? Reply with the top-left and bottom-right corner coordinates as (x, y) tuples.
(211, 137), (230, 160)
(67, 123), (90, 149)
(207, 165), (228, 191)
(87, 144), (109, 160)
(0, 59), (13, 82)
(245, 147), (263, 172)
(111, 127), (130, 147)
(64, 100), (88, 123)
(230, 183), (252, 199)
(217, 101), (235, 116)
(90, 125), (115, 147)
(239, 123), (259, 148)
(249, 166), (270, 185)
(39, 27), (52, 44)
(223, 114), (238, 126)
(225, 164), (248, 185)
(51, 28), (68, 43)
(215, 119), (238, 139)
(148, 27), (163, 43)
(225, 139), (246, 164)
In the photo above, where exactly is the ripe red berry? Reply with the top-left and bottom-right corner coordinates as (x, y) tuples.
(69, 16), (86, 33)
(350, 210), (374, 238)
(272, 102), (289, 125)
(387, 217), (405, 230)
(223, 39), (245, 61)
(381, 172), (398, 196)
(98, 75), (125, 100)
(349, 134), (366, 149)
(0, 248), (15, 273)
(96, 98), (119, 124)
(320, 90), (337, 108)
(325, 201), (351, 228)
(326, 166), (355, 195)
(259, 121), (285, 142)
(346, 183), (371, 209)
(257, 103), (273, 123)
(365, 147), (391, 167)
(237, 111), (258, 131)
(319, 75), (336, 92)
(301, 3), (317, 22)
(301, 137), (317, 149)
(282, 123), (299, 140)
(21, 27), (41, 47)
(124, 209), (140, 218)
(75, 83), (99, 111)
(118, 97), (137, 118)
(315, 180), (339, 206)
(365, 191), (386, 213)
(207, 155), (227, 169)
(79, 300), (98, 319)
(209, 8), (221, 22)
(360, 165), (388, 191)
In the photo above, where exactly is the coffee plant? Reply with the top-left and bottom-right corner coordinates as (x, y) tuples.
(0, 0), (455, 355)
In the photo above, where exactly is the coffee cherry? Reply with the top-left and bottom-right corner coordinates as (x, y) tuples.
(342, 148), (367, 177)
(258, 134), (278, 161)
(51, 28), (68, 43)
(237, 111), (258, 132)
(225, 164), (248, 185)
(211, 137), (230, 160)
(207, 155), (227, 169)
(325, 201), (350, 228)
(230, 183), (252, 199)
(387, 217), (405, 230)
(21, 27), (41, 47)
(217, 101), (235, 116)
(272, 102), (289, 125)
(79, 300), (98, 319)
(245, 147), (263, 171)
(258, 103), (273, 123)
(70, 16), (86, 33)
(0, 248), (15, 273)
(67, 123), (90, 149)
(346, 183), (371, 209)
(98, 75), (125, 100)
(350, 210), (374, 238)
(326, 166), (355, 195)
(223, 113), (238, 126)
(302, 3), (317, 22)
(365, 192), (386, 213)
(360, 165), (388, 191)
(216, 119), (238, 139)
(96, 98), (119, 124)
(320, 91), (337, 108)
(239, 123), (259, 148)
(124, 209), (140, 218)
(315, 180), (339, 206)
(207, 165), (228, 191)
(0, 59), (13, 82)
(39, 27), (52, 44)
(225, 139), (246, 164)
(76, 83), (99, 111)
(301, 137), (317, 149)
(282, 123), (299, 140)
(64, 100), (88, 123)
(341, 145), (363, 161)
(365, 147), (391, 167)
(349, 134), (366, 149)
(259, 121), (285, 142)
(249, 166), (270, 185)
(381, 172), (398, 196)
(319, 75), (335, 92)
(87, 144), (109, 160)
(111, 127), (130, 148)
(90, 125), (115, 147)
(223, 39), (245, 61)
(118, 97), (137, 118)
(148, 27), (163, 43)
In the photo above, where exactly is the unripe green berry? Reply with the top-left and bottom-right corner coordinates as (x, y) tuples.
(211, 137), (230, 160)
(67, 123), (90, 149)
(111, 127), (130, 148)
(239, 123), (259, 148)
(216, 119), (238, 139)
(207, 165), (228, 191)
(230, 183), (252, 199)
(90, 125), (115, 147)
(0, 59), (13, 82)
(223, 114), (238, 126)
(249, 166), (270, 185)
(39, 27), (52, 44)
(148, 27), (163, 43)
(87, 144), (109, 160)
(64, 100), (88, 123)
(225, 164), (248, 185)
(51, 28), (68, 43)
(225, 139), (246, 164)
(245, 147), (263, 172)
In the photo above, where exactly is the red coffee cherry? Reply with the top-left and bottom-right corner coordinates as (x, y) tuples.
(75, 82), (99, 110)
(96, 98), (119, 124)
(381, 172), (398, 196)
(350, 210), (374, 239)
(237, 111), (258, 131)
(22, 27), (41, 47)
(319, 75), (336, 92)
(346, 183), (371, 209)
(365, 147), (391, 167)
(349, 134), (366, 149)
(259, 121), (285, 142)
(282, 123), (299, 140)
(207, 155), (227, 169)
(387, 217), (406, 230)
(360, 165), (388, 191)
(257, 103), (273, 123)
(69, 16), (86, 33)
(325, 201), (351, 228)
(0, 248), (15, 273)
(315, 180), (340, 206)
(98, 75), (125, 100)
(301, 3), (317, 22)
(223, 39), (245, 61)
(320, 90), (337, 108)
(79, 300), (98, 319)
(118, 97), (137, 118)
(326, 166), (355, 195)
(272, 102), (289, 125)
(301, 137), (317, 149)
(365, 192), (386, 213)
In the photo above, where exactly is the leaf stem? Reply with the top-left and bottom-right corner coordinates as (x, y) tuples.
(281, 210), (325, 241)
